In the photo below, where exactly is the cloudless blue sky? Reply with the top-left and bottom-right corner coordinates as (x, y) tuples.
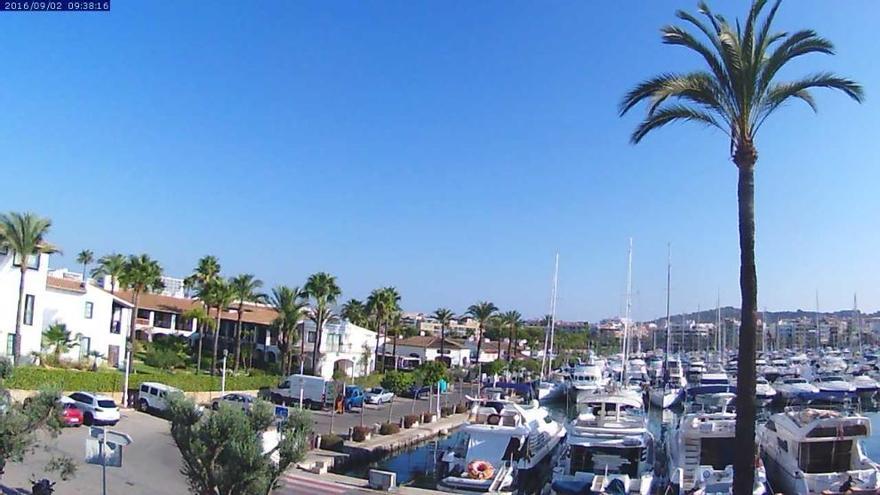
(1, 1), (878, 321)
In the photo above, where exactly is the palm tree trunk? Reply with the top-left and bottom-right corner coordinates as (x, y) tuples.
(12, 265), (27, 365)
(234, 305), (243, 374)
(440, 325), (445, 358)
(374, 316), (383, 372)
(212, 306), (222, 376)
(733, 150), (758, 495)
(299, 322), (305, 373)
(196, 319), (204, 374)
(311, 313), (322, 376)
(476, 325), (484, 375)
(392, 333), (398, 370)
(507, 326), (514, 363)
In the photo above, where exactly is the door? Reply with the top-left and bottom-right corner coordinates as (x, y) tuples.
(107, 345), (119, 368)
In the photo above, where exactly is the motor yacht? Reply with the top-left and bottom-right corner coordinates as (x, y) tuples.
(773, 376), (820, 403)
(569, 364), (609, 403)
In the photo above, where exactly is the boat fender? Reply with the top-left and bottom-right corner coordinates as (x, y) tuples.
(466, 460), (495, 480)
(487, 414), (501, 425)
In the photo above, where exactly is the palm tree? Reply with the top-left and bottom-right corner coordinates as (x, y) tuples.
(185, 255), (222, 373)
(91, 253), (126, 294)
(229, 274), (266, 373)
(341, 299), (368, 327)
(181, 306), (213, 373)
(268, 286), (308, 376)
(500, 310), (522, 362)
(0, 212), (60, 364)
(619, 1), (863, 490)
(207, 278), (236, 376)
(466, 301), (498, 373)
(76, 249), (94, 282)
(42, 323), (79, 362)
(303, 272), (341, 376)
(433, 308), (455, 360)
(367, 287), (401, 372)
(118, 254), (164, 405)
(385, 311), (404, 370)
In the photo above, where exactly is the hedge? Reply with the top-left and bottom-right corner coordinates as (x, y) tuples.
(4, 366), (281, 392)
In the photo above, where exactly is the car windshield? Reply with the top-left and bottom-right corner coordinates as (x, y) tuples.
(370, 388), (383, 394)
(98, 400), (117, 408)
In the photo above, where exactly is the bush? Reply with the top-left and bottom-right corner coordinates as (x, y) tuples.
(381, 370), (414, 396)
(455, 403), (468, 414)
(440, 406), (453, 417)
(143, 348), (185, 371)
(5, 366), (280, 392)
(379, 422), (400, 435)
(351, 426), (371, 442)
(321, 433), (344, 451)
(421, 412), (434, 424)
(403, 414), (420, 428)
(353, 372), (384, 389)
(416, 361), (448, 387)
(332, 368), (349, 381)
(484, 359), (507, 376)
(0, 357), (11, 380)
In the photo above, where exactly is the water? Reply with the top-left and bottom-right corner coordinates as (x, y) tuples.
(341, 396), (880, 492)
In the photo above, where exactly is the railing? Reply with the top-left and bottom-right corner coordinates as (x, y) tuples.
(324, 344), (353, 353)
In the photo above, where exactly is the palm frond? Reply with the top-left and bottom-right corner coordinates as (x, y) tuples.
(645, 72), (732, 122)
(620, 74), (680, 116)
(661, 25), (729, 91)
(759, 30), (835, 93)
(630, 104), (726, 144)
(753, 73), (865, 132)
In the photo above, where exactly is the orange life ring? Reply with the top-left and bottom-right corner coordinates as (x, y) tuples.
(466, 460), (495, 480)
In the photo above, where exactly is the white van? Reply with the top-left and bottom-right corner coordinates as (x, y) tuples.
(268, 374), (334, 409)
(137, 382), (182, 413)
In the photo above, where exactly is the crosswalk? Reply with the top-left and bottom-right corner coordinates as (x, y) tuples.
(274, 472), (361, 495)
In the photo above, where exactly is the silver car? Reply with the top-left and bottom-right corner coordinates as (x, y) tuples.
(211, 393), (255, 412)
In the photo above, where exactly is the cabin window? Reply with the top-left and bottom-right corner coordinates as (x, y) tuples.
(699, 438), (736, 470)
(806, 424), (868, 438)
(777, 438), (788, 452)
(569, 445), (640, 477)
(765, 420), (776, 432)
(798, 440), (852, 473)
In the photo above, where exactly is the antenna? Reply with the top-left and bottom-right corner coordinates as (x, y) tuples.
(665, 244), (671, 360)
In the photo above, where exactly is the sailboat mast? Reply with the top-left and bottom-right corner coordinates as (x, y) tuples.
(665, 244), (671, 360)
(548, 253), (559, 364)
(716, 291), (721, 353)
(621, 238), (633, 385)
(854, 293), (862, 354)
(815, 290), (820, 350)
(540, 253), (559, 377)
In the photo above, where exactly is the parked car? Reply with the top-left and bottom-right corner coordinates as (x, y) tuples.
(269, 374), (334, 409)
(137, 382), (182, 413)
(211, 393), (255, 412)
(364, 387), (394, 405)
(406, 384), (431, 399)
(67, 392), (120, 426)
(343, 386), (365, 411)
(58, 397), (84, 427)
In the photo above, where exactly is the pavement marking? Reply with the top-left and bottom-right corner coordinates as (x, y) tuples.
(276, 473), (356, 494)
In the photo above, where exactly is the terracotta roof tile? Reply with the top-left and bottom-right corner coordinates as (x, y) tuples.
(396, 336), (464, 349)
(115, 290), (278, 326)
(46, 277), (86, 293)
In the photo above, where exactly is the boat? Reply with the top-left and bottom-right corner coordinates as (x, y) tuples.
(535, 372), (567, 403)
(570, 364), (609, 403)
(773, 376), (820, 403)
(438, 400), (566, 494)
(849, 373), (880, 397)
(648, 358), (686, 409)
(811, 375), (856, 403)
(758, 408), (880, 494)
(666, 393), (768, 494)
(550, 392), (654, 494)
(755, 377), (777, 403)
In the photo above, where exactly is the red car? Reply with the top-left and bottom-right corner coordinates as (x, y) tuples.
(59, 398), (84, 427)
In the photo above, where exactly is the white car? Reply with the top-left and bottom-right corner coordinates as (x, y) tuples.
(68, 391), (120, 426)
(137, 382), (182, 413)
(364, 387), (394, 405)
(211, 393), (255, 412)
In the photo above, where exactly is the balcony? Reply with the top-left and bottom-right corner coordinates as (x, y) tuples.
(324, 343), (352, 354)
(110, 321), (122, 334)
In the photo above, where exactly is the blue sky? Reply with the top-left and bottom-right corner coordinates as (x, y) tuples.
(1, 1), (878, 321)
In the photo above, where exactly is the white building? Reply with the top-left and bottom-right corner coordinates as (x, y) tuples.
(0, 249), (132, 367)
(393, 336), (471, 367)
(293, 319), (378, 380)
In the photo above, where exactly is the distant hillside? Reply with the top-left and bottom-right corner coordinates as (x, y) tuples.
(652, 306), (879, 324)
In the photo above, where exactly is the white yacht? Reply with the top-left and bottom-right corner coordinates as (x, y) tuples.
(755, 377), (777, 402)
(773, 376), (819, 402)
(551, 393), (654, 495)
(666, 393), (768, 494)
(569, 364), (609, 403)
(438, 401), (566, 495)
(758, 409), (880, 494)
(849, 373), (880, 396)
(813, 375), (857, 394)
(648, 358), (686, 409)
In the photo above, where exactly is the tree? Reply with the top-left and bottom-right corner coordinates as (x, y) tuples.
(0, 386), (73, 480)
(167, 395), (311, 495)
(207, 279), (236, 377)
(381, 370), (414, 396)
(433, 308), (454, 360)
(500, 310), (522, 362)
(0, 212), (60, 365)
(229, 274), (266, 373)
(75, 249), (93, 282)
(267, 286), (308, 376)
(466, 301), (498, 373)
(185, 255), (222, 374)
(91, 253), (126, 294)
(619, 1), (863, 490)
(417, 360), (448, 388)
(119, 254), (164, 405)
(340, 299), (368, 327)
(182, 306), (214, 374)
(41, 323), (79, 363)
(366, 287), (401, 372)
(303, 272), (341, 376)
(484, 359), (507, 377)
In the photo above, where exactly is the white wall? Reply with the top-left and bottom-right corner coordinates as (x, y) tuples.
(395, 344), (470, 367)
(0, 251), (49, 360)
(314, 320), (377, 379)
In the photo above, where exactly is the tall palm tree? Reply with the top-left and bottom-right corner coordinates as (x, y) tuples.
(367, 287), (401, 372)
(0, 212), (60, 365)
(433, 308), (455, 360)
(76, 249), (94, 282)
(619, 1), (863, 490)
(303, 272), (341, 376)
(385, 311), (404, 370)
(181, 306), (213, 373)
(267, 286), (308, 376)
(119, 254), (164, 405)
(185, 255), (221, 373)
(207, 278), (236, 376)
(466, 301), (498, 373)
(341, 299), (368, 327)
(229, 274), (266, 373)
(91, 253), (126, 294)
(500, 310), (522, 362)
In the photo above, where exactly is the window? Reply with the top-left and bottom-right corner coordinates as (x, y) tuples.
(12, 252), (39, 270)
(79, 336), (91, 359)
(23, 295), (35, 326)
(799, 440), (853, 473)
(140, 384), (149, 393)
(308, 331), (316, 343)
(84, 302), (94, 319)
(149, 387), (158, 396)
(777, 438), (788, 452)
(5, 334), (13, 356)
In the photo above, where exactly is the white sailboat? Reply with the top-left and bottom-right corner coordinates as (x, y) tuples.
(537, 253), (566, 403)
(649, 245), (686, 409)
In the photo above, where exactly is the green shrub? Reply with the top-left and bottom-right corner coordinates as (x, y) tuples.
(403, 414), (420, 428)
(5, 366), (280, 392)
(0, 357), (11, 380)
(455, 403), (468, 414)
(379, 422), (400, 435)
(484, 359), (507, 376)
(353, 372), (383, 389)
(143, 348), (185, 371)
(381, 370), (414, 396)
(321, 433), (344, 451)
(351, 426), (371, 442)
(440, 406), (453, 417)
